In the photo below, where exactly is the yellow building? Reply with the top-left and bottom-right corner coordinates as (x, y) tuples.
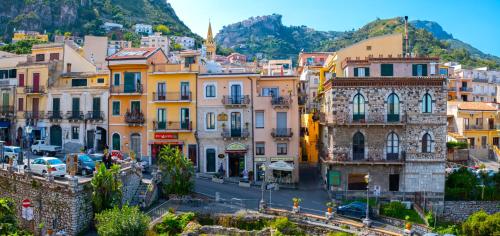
(300, 113), (319, 164)
(15, 43), (64, 142)
(12, 31), (49, 43)
(106, 47), (168, 160)
(147, 52), (199, 165)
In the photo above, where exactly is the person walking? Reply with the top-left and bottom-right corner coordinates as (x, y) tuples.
(103, 149), (112, 169)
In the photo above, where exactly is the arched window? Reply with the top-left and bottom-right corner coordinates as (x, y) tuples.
(352, 132), (365, 160)
(386, 132), (399, 160)
(422, 133), (433, 153)
(387, 93), (400, 122)
(112, 133), (120, 151)
(422, 93), (433, 113)
(353, 93), (365, 121)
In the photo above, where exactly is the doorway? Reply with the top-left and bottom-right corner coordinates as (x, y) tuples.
(49, 125), (62, 146)
(230, 112), (241, 137)
(228, 153), (245, 177)
(231, 84), (241, 104)
(130, 133), (141, 158)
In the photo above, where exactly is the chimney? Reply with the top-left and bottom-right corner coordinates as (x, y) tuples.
(404, 16), (409, 58)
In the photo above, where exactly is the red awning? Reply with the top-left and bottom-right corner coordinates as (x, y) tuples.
(150, 141), (184, 145)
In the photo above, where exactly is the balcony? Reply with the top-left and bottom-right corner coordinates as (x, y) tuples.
(271, 96), (292, 109)
(331, 113), (406, 126)
(110, 84), (143, 94)
(323, 151), (404, 165)
(222, 95), (250, 107)
(0, 106), (14, 118)
(66, 111), (84, 121)
(24, 111), (45, 119)
(460, 87), (472, 93)
(24, 86), (45, 94)
(153, 121), (192, 131)
(221, 128), (250, 139)
(125, 110), (145, 125)
(271, 128), (293, 140)
(86, 111), (104, 121)
(153, 92), (192, 102)
(47, 111), (63, 121)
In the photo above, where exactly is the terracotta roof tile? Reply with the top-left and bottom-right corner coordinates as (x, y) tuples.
(106, 47), (160, 60)
(456, 102), (497, 111)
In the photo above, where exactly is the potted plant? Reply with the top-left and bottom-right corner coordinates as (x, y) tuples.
(292, 197), (302, 213)
(325, 201), (336, 219)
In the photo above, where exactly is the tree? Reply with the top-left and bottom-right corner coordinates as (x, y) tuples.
(95, 205), (150, 236)
(0, 40), (44, 54)
(462, 210), (500, 236)
(154, 212), (195, 235)
(157, 146), (195, 195)
(216, 45), (235, 56)
(123, 31), (141, 47)
(170, 41), (183, 51)
(154, 24), (170, 35)
(0, 198), (30, 235)
(445, 167), (479, 200)
(91, 163), (123, 214)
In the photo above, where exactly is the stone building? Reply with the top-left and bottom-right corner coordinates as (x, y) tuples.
(319, 56), (447, 199)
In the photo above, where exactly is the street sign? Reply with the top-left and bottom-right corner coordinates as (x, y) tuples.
(374, 185), (381, 197)
(21, 199), (33, 221)
(22, 199), (31, 208)
(266, 183), (277, 190)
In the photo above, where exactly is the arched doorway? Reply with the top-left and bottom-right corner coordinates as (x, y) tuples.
(50, 125), (62, 146)
(95, 127), (107, 152)
(130, 133), (141, 158)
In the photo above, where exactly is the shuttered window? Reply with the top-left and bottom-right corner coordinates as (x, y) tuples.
(381, 64), (394, 76)
(412, 64), (428, 76)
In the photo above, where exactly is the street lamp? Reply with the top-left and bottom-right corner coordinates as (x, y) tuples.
(259, 164), (267, 211)
(25, 126), (33, 172)
(363, 174), (372, 227)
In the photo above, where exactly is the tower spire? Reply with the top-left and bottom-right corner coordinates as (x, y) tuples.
(204, 19), (216, 60)
(207, 20), (214, 44)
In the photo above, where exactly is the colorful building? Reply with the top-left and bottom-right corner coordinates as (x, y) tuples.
(106, 48), (168, 160)
(12, 30), (49, 43)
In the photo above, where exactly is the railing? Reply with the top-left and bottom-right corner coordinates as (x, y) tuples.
(66, 111), (84, 120)
(271, 96), (292, 107)
(332, 113), (407, 125)
(460, 87), (472, 92)
(86, 111), (104, 121)
(271, 128), (293, 138)
(125, 110), (145, 124)
(0, 106), (14, 114)
(24, 86), (45, 94)
(221, 95), (250, 105)
(110, 84), (143, 94)
(324, 152), (404, 163)
(24, 111), (45, 119)
(153, 121), (192, 131)
(221, 128), (250, 138)
(152, 92), (192, 102)
(47, 111), (63, 120)
(466, 125), (485, 130)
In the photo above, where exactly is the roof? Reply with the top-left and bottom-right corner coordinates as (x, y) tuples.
(32, 43), (64, 49)
(450, 101), (497, 111)
(106, 47), (161, 60)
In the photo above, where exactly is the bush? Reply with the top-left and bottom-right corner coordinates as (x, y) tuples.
(425, 210), (435, 226)
(95, 205), (150, 236)
(380, 202), (424, 224)
(0, 198), (31, 235)
(327, 232), (353, 236)
(158, 146), (195, 195)
(270, 217), (305, 236)
(91, 163), (123, 213)
(446, 141), (468, 149)
(154, 212), (195, 235)
(462, 210), (500, 236)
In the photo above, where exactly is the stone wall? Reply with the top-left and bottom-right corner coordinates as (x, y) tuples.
(441, 201), (500, 223)
(120, 164), (143, 206)
(0, 169), (92, 236)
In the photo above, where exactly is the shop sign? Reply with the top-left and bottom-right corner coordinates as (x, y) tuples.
(254, 157), (266, 162)
(217, 113), (228, 121)
(154, 133), (178, 139)
(270, 156), (294, 161)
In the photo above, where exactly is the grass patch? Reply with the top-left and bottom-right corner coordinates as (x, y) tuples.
(341, 198), (377, 207)
(380, 202), (424, 224)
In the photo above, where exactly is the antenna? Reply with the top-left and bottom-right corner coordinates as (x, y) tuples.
(404, 16), (409, 58)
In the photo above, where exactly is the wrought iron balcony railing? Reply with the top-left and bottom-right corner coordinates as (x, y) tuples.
(221, 128), (250, 138)
(153, 92), (192, 102)
(221, 95), (250, 106)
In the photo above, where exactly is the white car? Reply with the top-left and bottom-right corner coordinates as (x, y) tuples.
(25, 157), (66, 177)
(3, 146), (21, 163)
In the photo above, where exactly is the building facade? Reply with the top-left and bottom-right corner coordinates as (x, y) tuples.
(171, 36), (195, 50)
(141, 33), (170, 56)
(134, 24), (153, 36)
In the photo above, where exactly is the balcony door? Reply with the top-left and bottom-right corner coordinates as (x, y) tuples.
(180, 82), (189, 100)
(2, 93), (9, 111)
(231, 84), (241, 104)
(131, 101), (140, 113)
(32, 98), (39, 117)
(180, 108), (189, 130)
(231, 112), (241, 137)
(157, 82), (166, 100)
(93, 97), (100, 118)
(72, 98), (80, 117)
(124, 72), (140, 93)
(33, 73), (40, 92)
(157, 109), (166, 130)
(352, 132), (365, 160)
(52, 98), (60, 118)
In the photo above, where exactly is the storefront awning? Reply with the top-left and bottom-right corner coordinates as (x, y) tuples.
(268, 161), (294, 171)
(225, 142), (247, 153)
(149, 141), (184, 145)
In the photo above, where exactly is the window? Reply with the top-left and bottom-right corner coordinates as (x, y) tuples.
(97, 78), (105, 83)
(464, 118), (470, 129)
(389, 174), (399, 191)
(18, 73), (24, 87)
(157, 109), (166, 129)
(422, 133), (433, 153)
(206, 148), (216, 172)
(439, 68), (448, 76)
(113, 73), (120, 86)
(205, 84), (216, 98)
(381, 64), (394, 76)
(422, 93), (433, 113)
(18, 98), (24, 111)
(49, 53), (59, 61)
(35, 54), (45, 62)
(387, 93), (400, 122)
(386, 132), (399, 160)
(412, 64), (428, 76)
(112, 133), (120, 150)
(71, 126), (79, 140)
(261, 87), (279, 97)
(184, 56), (195, 67)
(112, 101), (120, 115)
(353, 93), (365, 121)
(255, 111), (264, 128)
(256, 142), (265, 155)
(354, 67), (370, 77)
(277, 143), (287, 155)
(313, 78), (319, 84)
(206, 112), (215, 130)
(71, 79), (87, 87)
(353, 132), (365, 160)
(366, 45), (372, 50)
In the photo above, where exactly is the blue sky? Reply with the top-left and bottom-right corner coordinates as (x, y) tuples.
(168, 0), (500, 56)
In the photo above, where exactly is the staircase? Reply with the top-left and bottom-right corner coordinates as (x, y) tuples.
(130, 179), (149, 207)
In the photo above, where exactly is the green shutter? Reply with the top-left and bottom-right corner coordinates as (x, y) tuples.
(422, 64), (428, 76)
(354, 68), (358, 77)
(53, 98), (60, 112)
(365, 67), (370, 76)
(124, 72), (135, 93)
(328, 170), (341, 186)
(381, 64), (393, 76)
(412, 64), (417, 76)
(112, 101), (120, 115)
(114, 74), (120, 86)
(72, 98), (79, 112)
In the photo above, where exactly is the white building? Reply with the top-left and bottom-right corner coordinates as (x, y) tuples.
(140, 32), (170, 54)
(134, 24), (153, 35)
(101, 22), (123, 32)
(171, 36), (195, 49)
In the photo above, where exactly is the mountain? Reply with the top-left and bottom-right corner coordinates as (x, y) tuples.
(0, 0), (200, 42)
(216, 15), (500, 69)
(215, 14), (343, 59)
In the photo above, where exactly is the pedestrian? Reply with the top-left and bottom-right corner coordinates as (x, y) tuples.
(103, 149), (112, 169)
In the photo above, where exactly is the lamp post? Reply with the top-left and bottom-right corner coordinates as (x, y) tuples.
(259, 164), (267, 211)
(25, 126), (32, 172)
(363, 174), (372, 227)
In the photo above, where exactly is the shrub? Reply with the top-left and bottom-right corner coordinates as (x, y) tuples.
(0, 198), (31, 236)
(95, 205), (150, 236)
(380, 202), (424, 224)
(327, 232), (353, 236)
(158, 146), (195, 195)
(154, 212), (195, 235)
(446, 141), (468, 149)
(270, 217), (305, 236)
(462, 210), (500, 236)
(91, 163), (123, 213)
(425, 210), (435, 226)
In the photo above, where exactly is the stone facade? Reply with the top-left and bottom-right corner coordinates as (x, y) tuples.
(441, 201), (500, 223)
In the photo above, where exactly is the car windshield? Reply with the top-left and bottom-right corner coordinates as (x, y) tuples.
(79, 155), (93, 162)
(47, 159), (63, 165)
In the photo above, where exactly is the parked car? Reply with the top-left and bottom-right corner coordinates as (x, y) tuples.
(336, 201), (372, 219)
(89, 153), (104, 163)
(25, 157), (66, 177)
(3, 146), (21, 163)
(31, 140), (62, 156)
(64, 154), (96, 176)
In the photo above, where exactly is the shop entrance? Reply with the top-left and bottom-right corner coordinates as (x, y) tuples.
(228, 153), (245, 177)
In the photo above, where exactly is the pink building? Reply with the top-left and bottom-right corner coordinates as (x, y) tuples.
(227, 53), (247, 64)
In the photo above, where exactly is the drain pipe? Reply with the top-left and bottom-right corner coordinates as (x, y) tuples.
(247, 76), (255, 181)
